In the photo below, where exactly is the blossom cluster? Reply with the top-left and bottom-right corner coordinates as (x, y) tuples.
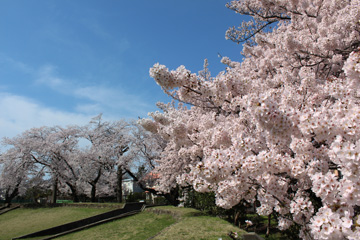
(309, 206), (358, 240)
(142, 0), (360, 239)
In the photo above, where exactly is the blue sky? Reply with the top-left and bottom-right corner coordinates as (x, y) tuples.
(0, 0), (245, 139)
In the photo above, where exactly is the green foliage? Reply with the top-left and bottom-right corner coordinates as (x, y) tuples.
(181, 187), (249, 227)
(182, 188), (221, 215)
(279, 224), (301, 240)
(23, 186), (52, 203)
(126, 192), (146, 202)
(56, 200), (74, 204)
(153, 196), (169, 205)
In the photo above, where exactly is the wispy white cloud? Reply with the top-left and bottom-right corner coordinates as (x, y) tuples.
(0, 93), (91, 139)
(33, 63), (153, 118)
(0, 54), (34, 75)
(73, 85), (152, 117)
(0, 55), (154, 140)
(75, 103), (102, 114)
(36, 65), (67, 89)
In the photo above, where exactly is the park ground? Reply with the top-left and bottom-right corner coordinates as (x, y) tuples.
(0, 205), (247, 240)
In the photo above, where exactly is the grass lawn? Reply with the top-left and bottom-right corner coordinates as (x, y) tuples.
(148, 206), (245, 240)
(57, 210), (176, 240)
(0, 205), (245, 240)
(68, 202), (125, 208)
(59, 206), (244, 240)
(0, 207), (113, 240)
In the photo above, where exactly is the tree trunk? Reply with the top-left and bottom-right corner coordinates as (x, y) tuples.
(89, 168), (102, 202)
(51, 177), (58, 204)
(4, 186), (19, 207)
(234, 210), (241, 227)
(266, 214), (271, 237)
(66, 182), (79, 202)
(164, 187), (180, 206)
(116, 166), (123, 203)
(90, 183), (96, 202)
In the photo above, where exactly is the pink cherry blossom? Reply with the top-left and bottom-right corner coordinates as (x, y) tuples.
(141, 0), (360, 239)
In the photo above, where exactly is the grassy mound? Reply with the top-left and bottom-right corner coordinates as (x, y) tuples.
(146, 206), (245, 240)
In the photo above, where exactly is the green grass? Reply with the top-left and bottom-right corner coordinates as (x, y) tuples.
(148, 206), (245, 240)
(57, 211), (176, 240)
(66, 202), (125, 208)
(0, 207), (112, 240)
(0, 205), (245, 240)
(59, 206), (244, 240)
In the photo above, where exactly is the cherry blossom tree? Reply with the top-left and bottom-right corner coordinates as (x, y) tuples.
(123, 122), (165, 179)
(0, 147), (37, 206)
(3, 126), (82, 202)
(120, 121), (181, 205)
(78, 114), (130, 202)
(140, 0), (360, 239)
(0, 116), (151, 204)
(0, 115), (171, 204)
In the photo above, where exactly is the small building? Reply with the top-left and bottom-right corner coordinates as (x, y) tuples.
(122, 178), (143, 195)
(143, 172), (160, 204)
(121, 174), (144, 201)
(0, 189), (4, 203)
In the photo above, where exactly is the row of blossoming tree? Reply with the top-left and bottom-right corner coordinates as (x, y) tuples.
(0, 115), (166, 205)
(139, 0), (360, 239)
